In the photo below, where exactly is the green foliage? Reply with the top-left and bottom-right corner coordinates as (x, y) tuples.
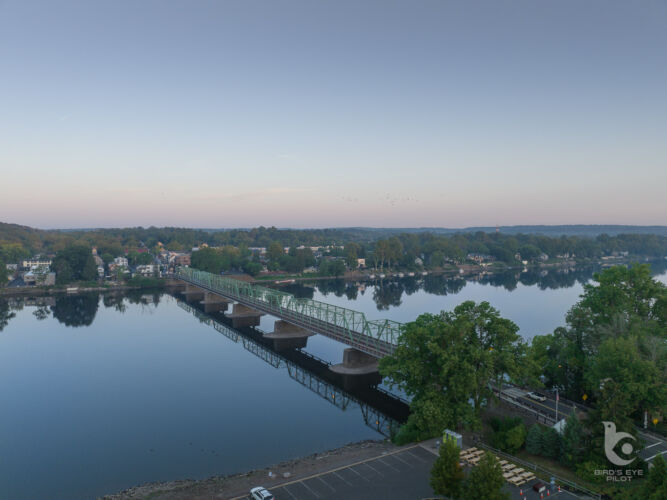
(524, 424), (562, 459)
(462, 452), (509, 500)
(127, 276), (165, 288)
(267, 241), (284, 261)
(344, 242), (359, 268)
(0, 242), (30, 263)
(1, 222), (666, 266)
(380, 301), (524, 440)
(560, 413), (586, 466)
(542, 427), (561, 459)
(242, 261), (262, 276)
(318, 259), (346, 277)
(430, 440), (464, 499)
(505, 423), (527, 454)
(0, 258), (7, 286)
(489, 417), (526, 454)
(52, 245), (98, 284)
(525, 424), (544, 455)
(527, 264), (667, 452)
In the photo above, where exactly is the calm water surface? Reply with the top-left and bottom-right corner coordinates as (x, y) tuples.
(1, 263), (665, 499)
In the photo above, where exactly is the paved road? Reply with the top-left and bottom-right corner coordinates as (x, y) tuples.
(233, 443), (584, 500)
(638, 431), (667, 463)
(502, 385), (666, 465)
(502, 386), (578, 422)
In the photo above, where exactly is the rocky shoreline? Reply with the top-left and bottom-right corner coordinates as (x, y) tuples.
(100, 440), (396, 500)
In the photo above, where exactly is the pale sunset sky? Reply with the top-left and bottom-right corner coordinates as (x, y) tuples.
(1, 1), (666, 228)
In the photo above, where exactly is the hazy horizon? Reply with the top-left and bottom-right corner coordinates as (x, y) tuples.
(2, 1), (666, 228)
(4, 221), (666, 232)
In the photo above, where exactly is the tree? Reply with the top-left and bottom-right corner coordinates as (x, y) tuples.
(542, 427), (562, 459)
(586, 336), (664, 432)
(52, 245), (98, 284)
(380, 301), (524, 440)
(0, 258), (7, 286)
(463, 452), (509, 500)
(621, 455), (667, 499)
(525, 424), (544, 455)
(267, 241), (284, 262)
(560, 412), (586, 466)
(505, 423), (527, 454)
(430, 440), (464, 499)
(344, 242), (359, 269)
(645, 454), (667, 498)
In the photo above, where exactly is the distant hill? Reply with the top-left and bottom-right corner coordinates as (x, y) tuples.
(1, 221), (666, 257)
(330, 225), (667, 238)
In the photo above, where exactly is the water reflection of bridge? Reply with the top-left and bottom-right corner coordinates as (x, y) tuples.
(177, 299), (407, 437)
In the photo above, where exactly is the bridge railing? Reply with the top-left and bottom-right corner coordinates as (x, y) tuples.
(177, 267), (403, 348)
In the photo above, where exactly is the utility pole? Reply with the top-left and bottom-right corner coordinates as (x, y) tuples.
(555, 388), (559, 422)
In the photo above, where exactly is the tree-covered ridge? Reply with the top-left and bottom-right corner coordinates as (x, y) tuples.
(1, 222), (666, 263)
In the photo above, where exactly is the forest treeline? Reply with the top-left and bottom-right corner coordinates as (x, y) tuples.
(1, 222), (666, 264)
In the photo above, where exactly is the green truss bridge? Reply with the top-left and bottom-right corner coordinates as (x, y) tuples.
(175, 267), (402, 358)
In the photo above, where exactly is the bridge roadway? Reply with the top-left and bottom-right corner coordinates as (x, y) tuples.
(176, 267), (401, 358)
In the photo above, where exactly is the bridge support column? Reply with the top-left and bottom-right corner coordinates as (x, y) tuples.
(226, 303), (264, 328)
(330, 348), (381, 390)
(263, 320), (314, 351)
(182, 284), (205, 302)
(200, 292), (232, 313)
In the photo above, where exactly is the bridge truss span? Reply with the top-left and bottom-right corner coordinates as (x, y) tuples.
(176, 267), (402, 357)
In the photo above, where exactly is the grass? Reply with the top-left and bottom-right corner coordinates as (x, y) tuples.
(514, 450), (601, 492)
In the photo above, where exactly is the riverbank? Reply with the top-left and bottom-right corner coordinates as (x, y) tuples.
(100, 440), (397, 500)
(252, 259), (582, 285)
(0, 281), (175, 298)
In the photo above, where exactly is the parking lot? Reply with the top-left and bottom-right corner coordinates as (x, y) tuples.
(233, 445), (436, 500)
(233, 442), (588, 500)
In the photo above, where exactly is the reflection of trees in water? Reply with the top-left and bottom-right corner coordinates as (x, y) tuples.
(280, 283), (315, 300)
(401, 277), (421, 296)
(476, 272), (520, 291)
(315, 279), (348, 298)
(32, 306), (50, 320)
(103, 293), (127, 313)
(372, 281), (403, 311)
(51, 294), (100, 327)
(422, 274), (466, 296)
(0, 301), (16, 331)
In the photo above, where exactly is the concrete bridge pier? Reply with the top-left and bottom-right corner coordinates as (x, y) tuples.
(182, 284), (205, 302)
(263, 320), (315, 351)
(226, 303), (265, 328)
(200, 292), (232, 313)
(330, 348), (382, 390)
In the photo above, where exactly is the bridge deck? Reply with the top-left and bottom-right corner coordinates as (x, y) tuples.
(176, 268), (400, 357)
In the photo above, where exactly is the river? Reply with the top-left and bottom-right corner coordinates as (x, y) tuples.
(0, 262), (665, 499)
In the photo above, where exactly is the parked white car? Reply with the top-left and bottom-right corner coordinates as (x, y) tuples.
(250, 486), (274, 500)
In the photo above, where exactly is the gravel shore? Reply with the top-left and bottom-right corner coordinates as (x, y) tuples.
(100, 439), (397, 500)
